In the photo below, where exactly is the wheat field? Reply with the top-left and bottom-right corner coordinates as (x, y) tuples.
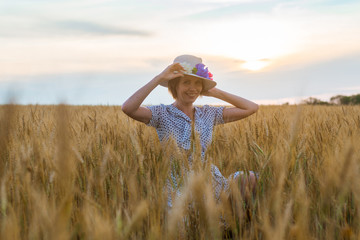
(0, 104), (359, 239)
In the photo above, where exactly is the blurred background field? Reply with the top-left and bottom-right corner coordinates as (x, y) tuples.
(0, 104), (359, 239)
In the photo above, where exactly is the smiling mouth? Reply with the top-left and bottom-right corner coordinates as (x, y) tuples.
(186, 92), (198, 97)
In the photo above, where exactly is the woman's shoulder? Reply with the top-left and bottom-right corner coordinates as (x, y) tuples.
(196, 105), (225, 124)
(146, 104), (169, 110)
(146, 104), (177, 116)
(196, 105), (224, 113)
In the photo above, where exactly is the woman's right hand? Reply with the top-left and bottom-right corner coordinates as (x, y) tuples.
(122, 63), (185, 124)
(155, 63), (185, 84)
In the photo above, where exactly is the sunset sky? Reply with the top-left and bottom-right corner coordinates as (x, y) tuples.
(1, 0), (360, 105)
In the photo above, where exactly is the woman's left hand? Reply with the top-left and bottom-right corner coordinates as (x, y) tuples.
(202, 87), (259, 123)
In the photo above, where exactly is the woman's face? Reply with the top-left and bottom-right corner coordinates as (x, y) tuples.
(175, 77), (203, 104)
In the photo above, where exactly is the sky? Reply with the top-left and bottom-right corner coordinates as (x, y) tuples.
(1, 0), (360, 105)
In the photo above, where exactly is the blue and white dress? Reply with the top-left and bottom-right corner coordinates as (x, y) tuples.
(147, 104), (243, 207)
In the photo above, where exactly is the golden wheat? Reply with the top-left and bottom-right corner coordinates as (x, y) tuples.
(0, 104), (359, 239)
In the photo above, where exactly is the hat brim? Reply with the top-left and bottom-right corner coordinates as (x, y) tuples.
(159, 73), (216, 92)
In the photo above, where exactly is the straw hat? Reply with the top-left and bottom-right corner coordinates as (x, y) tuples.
(159, 55), (217, 91)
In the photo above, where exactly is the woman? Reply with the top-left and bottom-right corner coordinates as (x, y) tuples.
(122, 55), (259, 207)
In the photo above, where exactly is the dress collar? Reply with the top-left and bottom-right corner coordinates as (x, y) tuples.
(168, 104), (202, 122)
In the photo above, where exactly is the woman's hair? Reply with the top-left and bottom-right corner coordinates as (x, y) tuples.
(168, 77), (205, 99)
(168, 77), (181, 99)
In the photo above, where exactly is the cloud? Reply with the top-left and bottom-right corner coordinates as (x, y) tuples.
(0, 18), (152, 38)
(178, 0), (360, 22)
(52, 20), (151, 36)
(212, 52), (360, 102)
(180, 2), (275, 21)
(1, 51), (359, 105)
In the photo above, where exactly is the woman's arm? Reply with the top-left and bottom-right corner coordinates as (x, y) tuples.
(203, 88), (259, 123)
(121, 63), (184, 124)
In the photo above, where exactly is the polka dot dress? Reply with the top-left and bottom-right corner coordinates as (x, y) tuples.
(147, 104), (242, 207)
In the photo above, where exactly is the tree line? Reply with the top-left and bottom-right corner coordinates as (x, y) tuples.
(302, 93), (360, 105)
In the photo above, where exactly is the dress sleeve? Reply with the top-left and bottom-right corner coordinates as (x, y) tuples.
(201, 105), (225, 126)
(211, 106), (225, 126)
(146, 105), (163, 128)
